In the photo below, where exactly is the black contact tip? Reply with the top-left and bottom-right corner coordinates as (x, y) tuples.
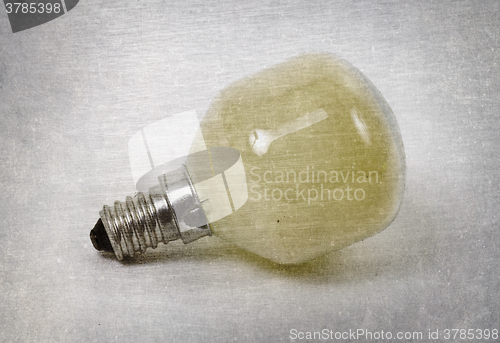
(90, 218), (114, 253)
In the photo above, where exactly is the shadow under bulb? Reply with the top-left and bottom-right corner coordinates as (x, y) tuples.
(90, 53), (406, 264)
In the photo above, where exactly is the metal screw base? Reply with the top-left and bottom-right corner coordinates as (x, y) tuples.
(99, 166), (211, 261)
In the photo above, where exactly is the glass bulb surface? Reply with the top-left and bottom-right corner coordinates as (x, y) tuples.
(196, 53), (405, 264)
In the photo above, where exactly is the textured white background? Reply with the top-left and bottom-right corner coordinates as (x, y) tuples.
(0, 1), (499, 342)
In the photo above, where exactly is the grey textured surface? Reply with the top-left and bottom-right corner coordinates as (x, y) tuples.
(0, 1), (499, 342)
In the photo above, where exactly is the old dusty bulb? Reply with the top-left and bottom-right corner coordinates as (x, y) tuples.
(90, 53), (405, 264)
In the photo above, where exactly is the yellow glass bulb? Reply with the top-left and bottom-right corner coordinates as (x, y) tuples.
(197, 53), (405, 263)
(91, 53), (405, 264)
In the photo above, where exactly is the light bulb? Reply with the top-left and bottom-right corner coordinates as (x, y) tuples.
(90, 53), (405, 264)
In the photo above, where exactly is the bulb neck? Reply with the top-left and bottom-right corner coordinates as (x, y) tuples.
(98, 165), (211, 260)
